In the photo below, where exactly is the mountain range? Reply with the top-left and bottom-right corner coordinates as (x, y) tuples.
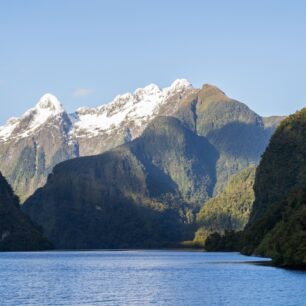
(0, 80), (195, 201)
(0, 80), (283, 203)
(16, 81), (284, 249)
(1, 78), (304, 268)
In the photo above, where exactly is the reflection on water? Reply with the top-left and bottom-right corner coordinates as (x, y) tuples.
(0, 251), (305, 305)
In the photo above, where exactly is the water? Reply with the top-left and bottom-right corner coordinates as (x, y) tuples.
(0, 251), (305, 305)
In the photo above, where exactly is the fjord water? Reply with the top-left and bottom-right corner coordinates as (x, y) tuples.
(0, 251), (305, 305)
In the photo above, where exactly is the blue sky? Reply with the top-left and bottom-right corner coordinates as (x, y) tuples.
(0, 0), (306, 124)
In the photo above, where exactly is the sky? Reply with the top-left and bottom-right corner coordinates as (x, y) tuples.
(0, 0), (306, 124)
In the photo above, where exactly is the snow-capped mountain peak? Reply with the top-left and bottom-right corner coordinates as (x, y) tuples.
(134, 83), (161, 96)
(170, 79), (192, 91)
(35, 93), (64, 114)
(27, 93), (65, 129)
(0, 93), (66, 141)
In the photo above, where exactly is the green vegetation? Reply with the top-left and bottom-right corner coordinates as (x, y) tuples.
(21, 85), (283, 250)
(0, 172), (52, 251)
(175, 84), (279, 194)
(240, 108), (306, 267)
(255, 187), (306, 267)
(0, 83), (282, 204)
(204, 230), (242, 252)
(23, 117), (217, 249)
(193, 166), (255, 246)
(206, 108), (306, 268)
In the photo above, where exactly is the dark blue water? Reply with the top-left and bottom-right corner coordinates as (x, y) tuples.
(0, 251), (305, 305)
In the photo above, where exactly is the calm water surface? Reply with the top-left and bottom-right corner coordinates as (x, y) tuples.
(0, 251), (305, 305)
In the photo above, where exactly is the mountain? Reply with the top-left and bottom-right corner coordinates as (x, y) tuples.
(21, 83), (284, 249)
(204, 108), (306, 267)
(0, 80), (283, 203)
(174, 84), (283, 194)
(0, 172), (52, 251)
(240, 108), (306, 267)
(0, 94), (79, 202)
(193, 166), (256, 246)
(73, 79), (195, 155)
(0, 80), (195, 201)
(23, 116), (218, 249)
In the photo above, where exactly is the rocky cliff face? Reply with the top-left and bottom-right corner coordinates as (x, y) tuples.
(0, 94), (78, 202)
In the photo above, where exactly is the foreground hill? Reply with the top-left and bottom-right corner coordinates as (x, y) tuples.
(0, 173), (52, 251)
(241, 108), (306, 267)
(205, 108), (306, 267)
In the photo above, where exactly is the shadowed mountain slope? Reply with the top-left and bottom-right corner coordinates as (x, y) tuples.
(23, 117), (218, 249)
(175, 84), (281, 194)
(0, 172), (52, 251)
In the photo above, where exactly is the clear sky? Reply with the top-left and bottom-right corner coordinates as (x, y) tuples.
(1, 0), (306, 124)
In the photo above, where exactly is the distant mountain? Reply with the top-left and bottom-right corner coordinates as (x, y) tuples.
(0, 80), (195, 201)
(193, 166), (256, 246)
(0, 94), (79, 202)
(22, 84), (284, 249)
(0, 172), (52, 251)
(174, 84), (284, 194)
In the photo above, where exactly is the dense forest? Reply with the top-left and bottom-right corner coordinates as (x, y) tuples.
(205, 108), (306, 268)
(0, 172), (52, 251)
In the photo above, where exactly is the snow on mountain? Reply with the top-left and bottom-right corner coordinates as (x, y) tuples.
(35, 93), (64, 114)
(72, 79), (193, 138)
(0, 79), (193, 142)
(0, 93), (66, 141)
(0, 117), (19, 141)
(0, 79), (195, 201)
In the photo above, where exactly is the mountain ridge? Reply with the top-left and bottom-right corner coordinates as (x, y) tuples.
(0, 80), (284, 202)
(0, 79), (195, 201)
(22, 84), (284, 250)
